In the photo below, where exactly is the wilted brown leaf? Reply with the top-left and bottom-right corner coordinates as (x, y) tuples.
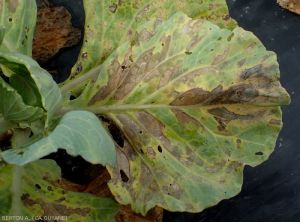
(82, 166), (163, 222)
(278, 0), (300, 14)
(116, 205), (163, 222)
(32, 0), (81, 63)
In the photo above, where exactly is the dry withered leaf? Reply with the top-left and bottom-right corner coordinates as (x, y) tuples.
(82, 160), (163, 222)
(116, 205), (163, 222)
(32, 0), (81, 63)
(83, 167), (113, 197)
(278, 0), (300, 14)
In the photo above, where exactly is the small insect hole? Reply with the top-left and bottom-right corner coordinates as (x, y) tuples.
(120, 170), (129, 182)
(76, 65), (82, 73)
(70, 95), (76, 100)
(21, 193), (29, 201)
(185, 51), (192, 55)
(109, 3), (118, 13)
(35, 184), (41, 190)
(47, 186), (53, 191)
(29, 131), (34, 138)
(107, 122), (124, 147)
(157, 145), (162, 153)
(82, 52), (88, 59)
(8, 17), (12, 22)
(255, 151), (264, 156)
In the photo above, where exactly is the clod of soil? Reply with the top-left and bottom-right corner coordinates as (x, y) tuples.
(277, 0), (300, 14)
(33, 0), (81, 64)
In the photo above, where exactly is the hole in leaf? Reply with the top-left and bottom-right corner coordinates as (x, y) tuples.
(140, 149), (144, 154)
(8, 17), (12, 22)
(70, 95), (76, 100)
(81, 52), (88, 59)
(21, 193), (29, 201)
(76, 64), (82, 73)
(120, 169), (129, 182)
(45, 149), (105, 185)
(0, 73), (10, 83)
(29, 131), (34, 138)
(35, 184), (41, 190)
(255, 151), (264, 156)
(109, 3), (117, 13)
(139, 131), (143, 134)
(47, 186), (53, 191)
(185, 51), (192, 55)
(107, 121), (124, 148)
(157, 145), (162, 153)
(0, 130), (12, 151)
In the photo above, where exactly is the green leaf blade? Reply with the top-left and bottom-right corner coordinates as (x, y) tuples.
(0, 77), (44, 122)
(0, 52), (62, 121)
(0, 0), (37, 55)
(2, 111), (116, 166)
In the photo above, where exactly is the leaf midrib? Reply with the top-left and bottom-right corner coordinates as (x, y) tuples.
(80, 102), (275, 115)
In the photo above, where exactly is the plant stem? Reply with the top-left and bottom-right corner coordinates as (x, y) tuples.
(58, 104), (207, 116)
(60, 64), (103, 94)
(11, 165), (23, 220)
